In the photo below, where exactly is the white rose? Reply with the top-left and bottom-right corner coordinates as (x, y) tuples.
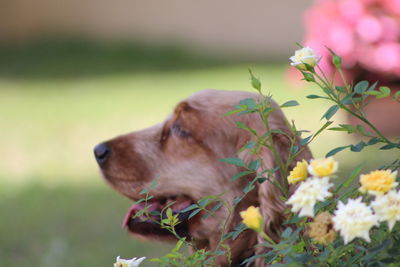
(114, 256), (146, 267)
(290, 47), (318, 70)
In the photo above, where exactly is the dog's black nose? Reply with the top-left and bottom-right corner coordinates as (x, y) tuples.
(94, 143), (110, 165)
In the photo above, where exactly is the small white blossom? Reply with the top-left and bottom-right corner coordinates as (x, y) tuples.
(286, 177), (333, 217)
(290, 47), (319, 70)
(114, 256), (146, 267)
(371, 190), (400, 231)
(332, 198), (378, 244)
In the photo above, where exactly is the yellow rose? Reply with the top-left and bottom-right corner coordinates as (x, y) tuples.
(308, 157), (338, 178)
(288, 160), (308, 184)
(240, 206), (263, 232)
(359, 170), (398, 196)
(290, 47), (319, 71)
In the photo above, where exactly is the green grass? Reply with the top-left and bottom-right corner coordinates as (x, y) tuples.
(0, 40), (397, 266)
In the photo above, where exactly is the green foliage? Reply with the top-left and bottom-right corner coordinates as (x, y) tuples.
(123, 46), (400, 266)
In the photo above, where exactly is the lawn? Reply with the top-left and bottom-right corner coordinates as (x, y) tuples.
(0, 40), (397, 266)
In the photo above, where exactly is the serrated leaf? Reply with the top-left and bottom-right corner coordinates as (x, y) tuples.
(281, 100), (299, 108)
(218, 157), (247, 167)
(354, 80), (369, 94)
(321, 105), (339, 120)
(326, 145), (349, 157)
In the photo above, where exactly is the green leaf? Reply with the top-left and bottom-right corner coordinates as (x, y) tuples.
(341, 95), (354, 105)
(326, 145), (349, 157)
(280, 100), (299, 108)
(218, 157), (247, 168)
(328, 127), (348, 131)
(314, 121), (334, 137)
(281, 227), (293, 239)
(236, 121), (257, 135)
(243, 183), (255, 193)
(350, 141), (366, 152)
(189, 208), (201, 219)
(336, 86), (347, 93)
(367, 137), (380, 145)
(231, 170), (254, 181)
(344, 163), (364, 188)
(394, 90), (400, 100)
(339, 124), (355, 133)
(354, 81), (369, 94)
(239, 98), (257, 109)
(378, 86), (391, 98)
(380, 143), (399, 150)
(301, 71), (315, 82)
(356, 125), (374, 137)
(306, 94), (328, 99)
(149, 177), (159, 190)
(249, 69), (261, 91)
(321, 105), (339, 120)
(363, 90), (380, 96)
(180, 204), (198, 213)
(300, 135), (312, 145)
(249, 159), (260, 171)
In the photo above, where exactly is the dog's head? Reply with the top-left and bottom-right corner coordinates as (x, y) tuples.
(94, 89), (311, 264)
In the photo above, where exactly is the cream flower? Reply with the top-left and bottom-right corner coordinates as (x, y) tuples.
(308, 157), (338, 178)
(371, 190), (400, 231)
(114, 256), (146, 267)
(286, 177), (333, 217)
(359, 170), (398, 196)
(308, 212), (337, 245)
(290, 47), (319, 70)
(240, 206), (263, 232)
(288, 160), (308, 184)
(332, 198), (378, 244)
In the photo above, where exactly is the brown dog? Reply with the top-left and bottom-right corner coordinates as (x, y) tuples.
(94, 90), (311, 266)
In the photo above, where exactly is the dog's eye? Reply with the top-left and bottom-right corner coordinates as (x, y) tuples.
(171, 123), (191, 138)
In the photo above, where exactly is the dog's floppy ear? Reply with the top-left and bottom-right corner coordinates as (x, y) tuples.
(237, 106), (312, 242)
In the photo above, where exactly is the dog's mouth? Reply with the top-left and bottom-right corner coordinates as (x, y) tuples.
(122, 195), (195, 239)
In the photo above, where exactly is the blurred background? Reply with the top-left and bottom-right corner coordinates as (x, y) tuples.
(1, 0), (399, 266)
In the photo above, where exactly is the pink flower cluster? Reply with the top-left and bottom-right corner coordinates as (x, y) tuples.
(304, 0), (400, 81)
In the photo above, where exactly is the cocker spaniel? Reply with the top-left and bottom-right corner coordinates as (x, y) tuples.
(94, 90), (312, 266)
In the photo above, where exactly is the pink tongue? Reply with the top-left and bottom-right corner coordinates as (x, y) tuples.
(122, 201), (161, 228)
(122, 197), (193, 228)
